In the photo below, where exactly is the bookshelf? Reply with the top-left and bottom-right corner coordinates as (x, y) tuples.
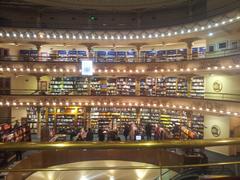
(140, 78), (156, 96)
(116, 77), (136, 95)
(190, 76), (204, 98)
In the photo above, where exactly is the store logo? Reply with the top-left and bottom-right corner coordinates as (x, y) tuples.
(213, 80), (222, 92)
(211, 125), (221, 137)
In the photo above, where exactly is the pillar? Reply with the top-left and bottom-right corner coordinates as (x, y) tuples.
(179, 38), (200, 60)
(85, 107), (91, 129)
(81, 43), (98, 59)
(129, 43), (147, 62)
(31, 42), (48, 61)
(135, 78), (141, 96)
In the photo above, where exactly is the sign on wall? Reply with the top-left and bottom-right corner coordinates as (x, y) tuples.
(81, 60), (93, 76)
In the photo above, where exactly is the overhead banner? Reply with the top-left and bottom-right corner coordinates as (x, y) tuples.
(81, 60), (93, 76)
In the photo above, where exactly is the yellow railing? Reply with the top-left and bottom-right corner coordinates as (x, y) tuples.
(1, 137), (240, 151)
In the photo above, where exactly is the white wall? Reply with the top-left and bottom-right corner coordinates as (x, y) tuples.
(11, 107), (27, 123)
(204, 115), (230, 155)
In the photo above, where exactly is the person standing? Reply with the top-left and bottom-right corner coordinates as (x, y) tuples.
(129, 123), (137, 141)
(145, 123), (152, 140)
(98, 128), (105, 141)
(123, 124), (130, 141)
(41, 125), (50, 142)
(86, 128), (94, 141)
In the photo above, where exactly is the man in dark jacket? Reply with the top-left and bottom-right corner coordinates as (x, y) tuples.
(86, 128), (94, 141)
(98, 128), (105, 141)
(145, 123), (152, 140)
(123, 124), (130, 141)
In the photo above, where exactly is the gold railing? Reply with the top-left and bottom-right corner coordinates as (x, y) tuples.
(1, 137), (240, 151)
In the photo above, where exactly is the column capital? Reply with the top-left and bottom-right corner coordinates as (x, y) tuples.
(81, 43), (99, 51)
(179, 38), (200, 48)
(30, 41), (48, 49)
(128, 43), (147, 50)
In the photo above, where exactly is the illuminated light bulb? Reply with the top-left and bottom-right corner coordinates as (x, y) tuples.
(33, 68), (37, 72)
(111, 35), (114, 40)
(194, 28), (198, 32)
(166, 104), (169, 107)
(214, 66), (218, 70)
(66, 34), (70, 39)
(201, 26), (205, 30)
(65, 102), (69, 106)
(91, 102), (95, 106)
(186, 106), (189, 109)
(142, 35), (145, 39)
(135, 69), (139, 73)
(20, 68), (23, 72)
(78, 102), (82, 106)
(72, 35), (76, 39)
(193, 68), (197, 71)
(103, 102), (107, 106)
(0, 102), (2, 106)
(167, 32), (171, 36)
(72, 102), (76, 106)
(6, 33), (10, 37)
(206, 108), (210, 111)
(221, 66), (225, 69)
(104, 69), (108, 73)
(123, 69), (126, 73)
(212, 109), (216, 112)
(227, 111), (231, 115)
(161, 33), (165, 37)
(33, 102), (36, 106)
(117, 35), (120, 39)
(59, 68), (63, 72)
(98, 69), (102, 73)
(39, 102), (43, 106)
(172, 105), (176, 108)
(110, 69), (114, 73)
(59, 35), (63, 39)
(129, 69), (133, 73)
(174, 31), (178, 35)
(229, 19), (233, 22)
(40, 68), (43, 72)
(199, 107), (203, 111)
(53, 68), (57, 72)
(159, 104), (163, 107)
(236, 65), (240, 68)
(167, 69), (170, 72)
(187, 29), (191, 33)
(135, 103), (138, 106)
(110, 102), (113, 106)
(46, 68), (50, 72)
(154, 69), (158, 73)
(116, 102), (119, 106)
(215, 23), (219, 27)
(208, 32), (213, 36)
(128, 103), (132, 106)
(20, 33), (24, 38)
(26, 33), (30, 38)
(6, 67), (10, 71)
(219, 110), (224, 113)
(20, 102), (23, 106)
(33, 34), (37, 38)
(46, 102), (50, 106)
(237, 16), (240, 20)
(136, 35), (139, 39)
(234, 112), (238, 116)
(192, 107), (196, 110)
(59, 102), (63, 106)
(85, 35), (89, 39)
(122, 102), (126, 106)
(52, 102), (56, 106)
(53, 34), (56, 39)
(6, 102), (10, 106)
(123, 35), (126, 39)
(13, 102), (16, 106)
(13, 68), (17, 71)
(207, 67), (211, 70)
(180, 68), (184, 72)
(181, 30), (184, 34)
(147, 103), (150, 107)
(186, 68), (190, 71)
(73, 69), (76, 72)
(79, 35), (82, 39)
(148, 34), (152, 38)
(66, 69), (70, 72)
(98, 35), (101, 39)
(153, 104), (157, 107)
(228, 65), (232, 69)
(221, 21), (226, 25)
(0, 67), (3, 71)
(0, 32), (3, 37)
(208, 25), (212, 29)
(155, 33), (158, 38)
(117, 69), (120, 73)
(179, 105), (183, 109)
(141, 69), (145, 73)
(91, 35), (95, 39)
(129, 35), (133, 39)
(140, 103), (144, 106)
(160, 69), (164, 72)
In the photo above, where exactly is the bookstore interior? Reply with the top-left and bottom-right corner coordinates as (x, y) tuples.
(0, 0), (240, 174)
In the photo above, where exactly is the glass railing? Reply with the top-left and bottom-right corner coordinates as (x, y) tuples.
(0, 48), (239, 63)
(1, 88), (240, 102)
(1, 138), (240, 179)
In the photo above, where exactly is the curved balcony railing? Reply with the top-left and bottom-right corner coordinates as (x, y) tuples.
(0, 48), (240, 63)
(1, 88), (240, 102)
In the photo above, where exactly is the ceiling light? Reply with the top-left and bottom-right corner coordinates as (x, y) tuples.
(161, 33), (165, 37)
(201, 26), (205, 30)
(194, 28), (198, 32)
(174, 31), (178, 35)
(187, 29), (191, 33)
(142, 35), (145, 39)
(167, 32), (171, 36)
(181, 30), (184, 34)
(229, 19), (233, 22)
(86, 35), (89, 39)
(136, 35), (139, 39)
(215, 23), (219, 27)
(221, 21), (226, 25)
(72, 35), (76, 39)
(155, 33), (158, 37)
(208, 32), (213, 36)
(98, 35), (101, 39)
(148, 34), (152, 38)
(207, 25), (212, 29)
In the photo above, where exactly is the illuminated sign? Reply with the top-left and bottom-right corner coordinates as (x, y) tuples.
(81, 60), (93, 75)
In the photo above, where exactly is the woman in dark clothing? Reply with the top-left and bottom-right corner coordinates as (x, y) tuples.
(86, 128), (94, 141)
(123, 124), (130, 141)
(98, 128), (105, 141)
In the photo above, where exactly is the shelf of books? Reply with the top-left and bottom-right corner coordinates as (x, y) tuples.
(140, 78), (156, 96)
(191, 114), (204, 138)
(116, 77), (136, 95)
(190, 76), (204, 98)
(76, 77), (89, 95)
(177, 77), (188, 97)
(140, 108), (160, 128)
